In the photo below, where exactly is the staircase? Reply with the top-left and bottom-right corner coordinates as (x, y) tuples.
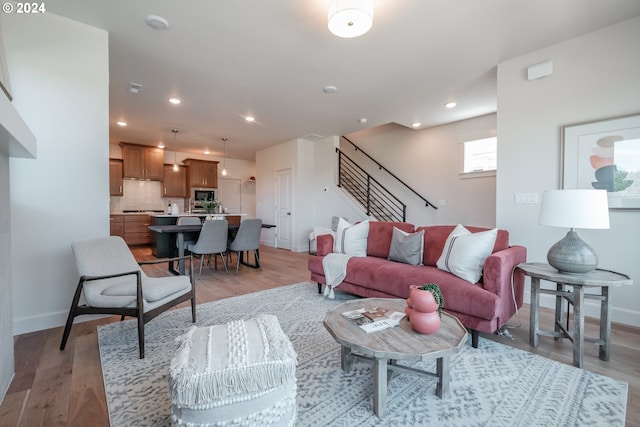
(336, 137), (437, 222)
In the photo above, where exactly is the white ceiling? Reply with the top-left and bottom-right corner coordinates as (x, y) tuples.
(47, 0), (640, 160)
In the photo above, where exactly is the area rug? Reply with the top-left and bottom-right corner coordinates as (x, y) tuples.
(98, 282), (628, 426)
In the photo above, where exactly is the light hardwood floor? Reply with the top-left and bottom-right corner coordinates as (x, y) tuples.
(1, 245), (638, 426)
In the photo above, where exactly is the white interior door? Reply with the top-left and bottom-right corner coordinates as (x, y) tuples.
(276, 168), (292, 250)
(218, 178), (241, 213)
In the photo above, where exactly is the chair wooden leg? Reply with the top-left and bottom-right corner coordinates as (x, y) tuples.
(221, 253), (229, 274)
(60, 279), (84, 351)
(198, 254), (205, 279)
(138, 313), (145, 359)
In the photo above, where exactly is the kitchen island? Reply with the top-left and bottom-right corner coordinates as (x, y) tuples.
(149, 213), (245, 257)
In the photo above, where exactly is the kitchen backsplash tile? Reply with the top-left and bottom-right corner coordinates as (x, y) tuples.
(110, 180), (185, 213)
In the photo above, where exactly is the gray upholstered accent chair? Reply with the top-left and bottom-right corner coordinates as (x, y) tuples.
(188, 219), (229, 278)
(60, 236), (195, 359)
(176, 216), (202, 251)
(229, 218), (262, 274)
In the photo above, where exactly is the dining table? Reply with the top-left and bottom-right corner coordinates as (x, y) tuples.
(148, 223), (239, 275)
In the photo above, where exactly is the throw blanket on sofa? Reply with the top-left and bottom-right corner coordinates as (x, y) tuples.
(321, 253), (353, 299)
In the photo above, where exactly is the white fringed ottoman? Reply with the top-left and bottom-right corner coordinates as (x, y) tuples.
(169, 314), (297, 427)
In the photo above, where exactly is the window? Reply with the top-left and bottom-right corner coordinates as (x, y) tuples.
(463, 136), (497, 173)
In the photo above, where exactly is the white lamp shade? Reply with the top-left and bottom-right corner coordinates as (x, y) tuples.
(328, 0), (373, 38)
(538, 189), (610, 229)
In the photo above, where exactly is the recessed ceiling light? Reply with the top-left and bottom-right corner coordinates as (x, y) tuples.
(359, 118), (367, 124)
(445, 102), (457, 109)
(323, 85), (337, 94)
(204, 149), (210, 155)
(169, 98), (181, 105)
(145, 15), (170, 30)
(411, 122), (421, 128)
(117, 121), (127, 127)
(245, 116), (255, 122)
(158, 143), (165, 149)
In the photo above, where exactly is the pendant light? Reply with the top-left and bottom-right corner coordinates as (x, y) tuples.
(172, 129), (179, 172)
(221, 138), (228, 176)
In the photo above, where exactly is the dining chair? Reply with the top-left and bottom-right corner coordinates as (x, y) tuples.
(60, 236), (195, 359)
(176, 216), (202, 250)
(229, 218), (262, 274)
(188, 219), (229, 278)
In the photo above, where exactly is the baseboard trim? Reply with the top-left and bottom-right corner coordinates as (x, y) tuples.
(523, 292), (640, 328)
(13, 310), (107, 336)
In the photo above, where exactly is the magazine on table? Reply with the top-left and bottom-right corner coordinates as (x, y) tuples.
(342, 307), (405, 333)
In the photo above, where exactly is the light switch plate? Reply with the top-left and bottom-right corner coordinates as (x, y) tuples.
(514, 193), (539, 204)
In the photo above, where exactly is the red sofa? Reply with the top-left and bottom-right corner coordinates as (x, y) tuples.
(308, 221), (527, 347)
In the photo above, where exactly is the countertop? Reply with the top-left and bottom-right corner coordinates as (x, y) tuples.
(151, 213), (247, 218)
(110, 212), (247, 217)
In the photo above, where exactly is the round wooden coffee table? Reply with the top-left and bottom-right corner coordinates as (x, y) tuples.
(323, 298), (468, 417)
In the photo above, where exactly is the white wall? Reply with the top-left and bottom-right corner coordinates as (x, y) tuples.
(0, 151), (12, 402)
(5, 13), (109, 334)
(497, 17), (640, 326)
(256, 114), (498, 253)
(344, 115), (497, 227)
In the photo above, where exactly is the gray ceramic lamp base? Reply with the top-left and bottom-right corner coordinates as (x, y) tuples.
(547, 229), (598, 274)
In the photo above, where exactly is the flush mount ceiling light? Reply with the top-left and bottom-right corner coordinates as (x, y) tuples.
(245, 116), (255, 122)
(117, 121), (127, 127)
(169, 98), (181, 105)
(445, 101), (457, 109)
(328, 0), (373, 38)
(323, 85), (337, 93)
(145, 15), (170, 30)
(411, 122), (421, 128)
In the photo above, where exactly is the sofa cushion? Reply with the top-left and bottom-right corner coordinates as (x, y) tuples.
(339, 257), (499, 321)
(417, 225), (510, 267)
(436, 226), (498, 283)
(388, 227), (424, 266)
(366, 221), (415, 258)
(334, 218), (369, 256)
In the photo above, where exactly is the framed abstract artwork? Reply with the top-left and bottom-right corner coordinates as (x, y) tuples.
(562, 113), (640, 209)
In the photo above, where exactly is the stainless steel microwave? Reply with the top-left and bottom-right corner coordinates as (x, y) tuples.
(193, 189), (216, 203)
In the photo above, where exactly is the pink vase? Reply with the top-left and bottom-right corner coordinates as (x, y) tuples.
(409, 287), (439, 313)
(405, 303), (414, 319)
(410, 310), (441, 334)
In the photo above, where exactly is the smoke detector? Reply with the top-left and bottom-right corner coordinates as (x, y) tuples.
(145, 15), (170, 30)
(128, 82), (143, 94)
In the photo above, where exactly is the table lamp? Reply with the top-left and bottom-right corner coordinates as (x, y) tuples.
(538, 189), (610, 273)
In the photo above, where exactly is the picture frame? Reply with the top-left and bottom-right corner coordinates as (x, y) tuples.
(562, 113), (640, 209)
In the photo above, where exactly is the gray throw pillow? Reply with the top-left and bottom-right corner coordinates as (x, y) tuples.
(331, 216), (347, 232)
(388, 227), (425, 266)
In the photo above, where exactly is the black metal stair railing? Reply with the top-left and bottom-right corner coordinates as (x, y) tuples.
(337, 148), (406, 222)
(342, 136), (438, 210)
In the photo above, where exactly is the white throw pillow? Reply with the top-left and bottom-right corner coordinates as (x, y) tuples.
(436, 225), (498, 283)
(334, 218), (369, 257)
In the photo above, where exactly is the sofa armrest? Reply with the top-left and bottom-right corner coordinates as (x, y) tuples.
(482, 245), (527, 305)
(316, 233), (334, 256)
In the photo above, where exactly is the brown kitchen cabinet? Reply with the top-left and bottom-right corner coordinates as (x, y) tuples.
(183, 158), (218, 189)
(123, 214), (151, 245)
(163, 164), (187, 197)
(110, 215), (124, 238)
(109, 159), (123, 196)
(121, 143), (165, 180)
